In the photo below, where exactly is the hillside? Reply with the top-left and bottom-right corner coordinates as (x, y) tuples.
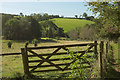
(50, 18), (95, 32)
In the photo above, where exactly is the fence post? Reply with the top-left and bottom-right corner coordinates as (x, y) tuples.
(104, 41), (109, 76)
(106, 42), (109, 58)
(94, 41), (98, 59)
(99, 41), (104, 78)
(118, 38), (120, 64)
(21, 44), (29, 77)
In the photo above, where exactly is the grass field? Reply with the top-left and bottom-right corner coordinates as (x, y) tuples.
(50, 18), (95, 32)
(2, 39), (120, 79)
(2, 39), (95, 78)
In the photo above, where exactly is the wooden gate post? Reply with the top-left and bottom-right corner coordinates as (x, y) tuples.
(99, 41), (104, 78)
(94, 41), (98, 59)
(106, 42), (109, 56)
(21, 47), (29, 77)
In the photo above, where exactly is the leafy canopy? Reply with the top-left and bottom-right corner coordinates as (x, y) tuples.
(88, 2), (120, 40)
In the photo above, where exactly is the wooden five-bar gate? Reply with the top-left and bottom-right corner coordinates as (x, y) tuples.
(21, 41), (98, 76)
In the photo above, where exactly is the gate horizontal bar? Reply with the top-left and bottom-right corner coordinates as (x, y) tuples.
(31, 66), (91, 73)
(29, 63), (69, 68)
(29, 62), (90, 68)
(28, 58), (72, 63)
(28, 50), (94, 57)
(0, 53), (21, 56)
(28, 55), (92, 63)
(22, 43), (95, 50)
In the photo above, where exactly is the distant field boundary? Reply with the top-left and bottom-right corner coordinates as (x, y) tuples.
(0, 53), (21, 56)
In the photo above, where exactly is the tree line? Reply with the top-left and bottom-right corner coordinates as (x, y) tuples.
(2, 13), (65, 40)
(2, 12), (95, 41)
(74, 12), (94, 21)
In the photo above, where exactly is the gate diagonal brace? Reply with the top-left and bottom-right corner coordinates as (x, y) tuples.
(63, 45), (94, 70)
(28, 48), (63, 72)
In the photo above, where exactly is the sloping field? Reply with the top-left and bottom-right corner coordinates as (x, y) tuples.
(50, 18), (95, 32)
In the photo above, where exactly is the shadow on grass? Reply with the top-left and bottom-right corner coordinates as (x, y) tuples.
(105, 45), (120, 79)
(1, 72), (71, 80)
(106, 56), (120, 79)
(3, 68), (120, 80)
(39, 39), (57, 43)
(13, 39), (57, 43)
(106, 65), (120, 78)
(2, 72), (91, 80)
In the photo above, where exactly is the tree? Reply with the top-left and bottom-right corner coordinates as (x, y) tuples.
(85, 16), (94, 21)
(31, 13), (42, 21)
(67, 27), (82, 40)
(83, 12), (87, 19)
(88, 2), (120, 40)
(90, 16), (94, 21)
(2, 14), (14, 36)
(20, 12), (24, 17)
(4, 18), (22, 40)
(67, 29), (78, 39)
(80, 24), (96, 40)
(61, 15), (64, 18)
(24, 16), (42, 39)
(79, 15), (82, 18)
(4, 16), (42, 40)
(43, 13), (49, 20)
(57, 28), (65, 37)
(75, 15), (78, 18)
(40, 20), (65, 38)
(7, 41), (12, 48)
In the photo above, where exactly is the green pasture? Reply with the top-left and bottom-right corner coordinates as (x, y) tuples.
(50, 18), (95, 32)
(2, 40), (119, 79)
(2, 40), (95, 78)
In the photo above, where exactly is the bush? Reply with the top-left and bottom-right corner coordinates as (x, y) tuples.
(32, 38), (38, 47)
(7, 41), (12, 48)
